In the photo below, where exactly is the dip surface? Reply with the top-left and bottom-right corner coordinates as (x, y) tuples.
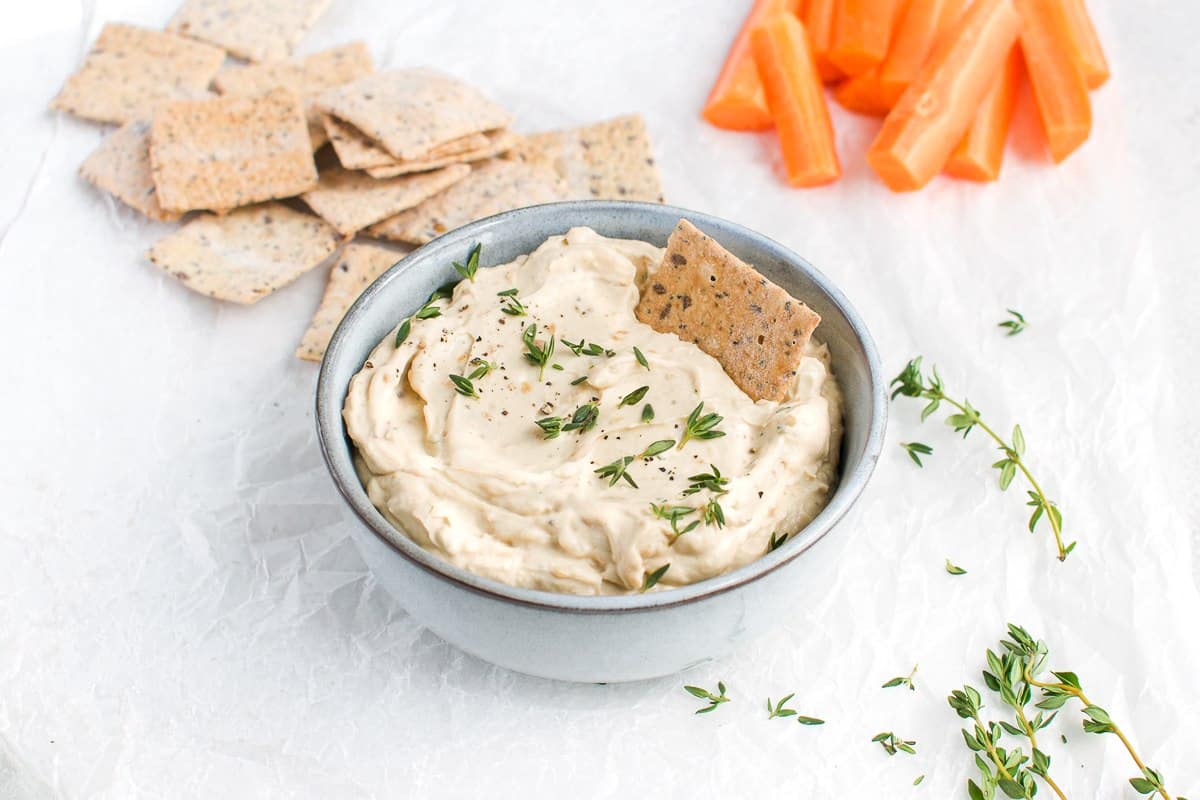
(343, 227), (843, 594)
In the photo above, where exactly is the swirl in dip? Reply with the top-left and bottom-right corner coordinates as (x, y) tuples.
(343, 227), (843, 595)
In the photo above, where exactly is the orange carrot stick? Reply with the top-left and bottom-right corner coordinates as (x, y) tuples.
(878, 0), (967, 106)
(703, 0), (806, 131)
(751, 14), (842, 186)
(946, 45), (1022, 180)
(1058, 0), (1110, 89)
(1015, 0), (1092, 163)
(803, 0), (845, 82)
(866, 0), (1022, 191)
(829, 0), (899, 77)
(834, 70), (892, 116)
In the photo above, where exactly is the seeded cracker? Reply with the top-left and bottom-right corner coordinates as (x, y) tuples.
(214, 42), (374, 151)
(519, 114), (663, 202)
(168, 0), (332, 62)
(301, 163), (471, 236)
(150, 87), (317, 213)
(322, 115), (493, 170)
(634, 220), (821, 403)
(315, 68), (512, 161)
(146, 203), (342, 304)
(50, 23), (225, 125)
(364, 157), (571, 244)
(296, 242), (404, 362)
(79, 121), (180, 222)
(365, 130), (520, 178)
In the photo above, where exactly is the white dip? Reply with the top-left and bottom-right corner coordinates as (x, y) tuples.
(343, 227), (843, 595)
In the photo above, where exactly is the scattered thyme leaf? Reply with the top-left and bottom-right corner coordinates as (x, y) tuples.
(634, 346), (649, 370)
(466, 358), (496, 380)
(497, 287), (527, 316)
(999, 309), (1028, 337)
(678, 402), (726, 449)
(641, 404), (654, 423)
(561, 403), (599, 434)
(684, 680), (729, 714)
(535, 416), (562, 440)
(595, 455), (637, 488)
(882, 664), (918, 691)
(619, 386), (650, 408)
(683, 465), (730, 496)
(766, 693), (798, 719)
(570, 375), (588, 386)
(448, 373), (478, 398)
(394, 318), (412, 347)
(901, 441), (933, 467)
(768, 532), (789, 552)
(639, 439), (676, 459)
(522, 323), (555, 381)
(913, 775), (925, 786)
(641, 563), (669, 592)
(945, 559), (968, 576)
(452, 242), (481, 282)
(796, 716), (825, 726)
(873, 732), (917, 756)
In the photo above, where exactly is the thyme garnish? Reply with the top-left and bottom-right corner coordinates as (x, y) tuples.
(562, 338), (614, 357)
(873, 732), (917, 756)
(452, 242), (481, 282)
(766, 693), (798, 719)
(683, 465), (729, 496)
(497, 287), (526, 316)
(768, 531), (789, 552)
(701, 497), (725, 528)
(393, 285), (451, 346)
(534, 417), (562, 439)
(891, 358), (1073, 561)
(595, 456), (636, 487)
(570, 375), (588, 385)
(999, 309), (1028, 337)
(449, 374), (478, 398)
(901, 441), (933, 467)
(684, 681), (729, 713)
(634, 346), (649, 369)
(619, 386), (649, 407)
(522, 323), (555, 381)
(883, 664), (918, 691)
(945, 558), (968, 575)
(639, 440), (676, 459)
(678, 402), (726, 449)
(797, 715), (825, 726)
(642, 563), (669, 592)
(651, 503), (699, 543)
(641, 404), (654, 422)
(563, 403), (598, 433)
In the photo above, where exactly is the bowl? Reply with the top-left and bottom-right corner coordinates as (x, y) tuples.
(316, 200), (886, 683)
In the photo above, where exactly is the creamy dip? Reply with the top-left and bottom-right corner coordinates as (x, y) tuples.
(343, 227), (843, 595)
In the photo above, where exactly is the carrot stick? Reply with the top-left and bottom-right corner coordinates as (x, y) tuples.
(829, 0), (900, 77)
(866, 0), (1022, 191)
(751, 14), (841, 186)
(804, 0), (845, 82)
(946, 45), (1022, 180)
(703, 0), (806, 130)
(1015, 0), (1092, 163)
(878, 0), (967, 106)
(834, 70), (892, 116)
(1058, 0), (1110, 89)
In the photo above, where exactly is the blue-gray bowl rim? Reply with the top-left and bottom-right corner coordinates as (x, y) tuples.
(316, 200), (887, 615)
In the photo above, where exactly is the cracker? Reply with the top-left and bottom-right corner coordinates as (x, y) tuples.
(167, 0), (332, 62)
(146, 203), (342, 304)
(79, 121), (181, 222)
(634, 220), (821, 403)
(365, 130), (520, 178)
(364, 157), (571, 244)
(315, 68), (512, 161)
(149, 87), (318, 212)
(301, 163), (471, 236)
(49, 22), (225, 125)
(215, 43), (374, 155)
(296, 241), (404, 361)
(518, 114), (663, 202)
(322, 113), (495, 170)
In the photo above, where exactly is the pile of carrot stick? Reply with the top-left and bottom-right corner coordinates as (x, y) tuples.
(702, 0), (1109, 191)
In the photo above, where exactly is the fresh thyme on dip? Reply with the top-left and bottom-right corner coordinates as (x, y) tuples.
(343, 222), (843, 594)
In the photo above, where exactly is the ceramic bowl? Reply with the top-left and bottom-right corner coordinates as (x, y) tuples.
(316, 200), (886, 683)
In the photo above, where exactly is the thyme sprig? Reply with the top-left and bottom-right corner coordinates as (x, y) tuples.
(449, 374), (478, 398)
(522, 323), (555, 381)
(452, 242), (481, 282)
(999, 309), (1028, 337)
(562, 338), (614, 357)
(684, 681), (729, 714)
(768, 531), (789, 552)
(874, 732), (917, 756)
(678, 402), (726, 449)
(537, 403), (599, 439)
(393, 284), (452, 346)
(949, 624), (1181, 800)
(651, 503), (699, 543)
(596, 456), (636, 487)
(497, 287), (526, 316)
(901, 441), (933, 467)
(883, 664), (918, 691)
(641, 563), (669, 591)
(890, 358), (1073, 561)
(766, 693), (798, 719)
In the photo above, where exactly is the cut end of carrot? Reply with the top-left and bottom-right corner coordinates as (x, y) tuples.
(1047, 120), (1090, 163)
(702, 98), (776, 131)
(944, 156), (998, 181)
(834, 72), (893, 116)
(866, 147), (924, 191)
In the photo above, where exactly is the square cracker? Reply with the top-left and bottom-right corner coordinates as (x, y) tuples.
(518, 114), (663, 202)
(365, 130), (520, 178)
(168, 0), (332, 62)
(315, 68), (512, 161)
(322, 113), (497, 170)
(146, 202), (342, 304)
(150, 87), (317, 213)
(296, 242), (404, 362)
(50, 22), (225, 125)
(301, 163), (471, 236)
(79, 121), (180, 222)
(214, 41), (373, 151)
(364, 157), (571, 244)
(634, 220), (821, 403)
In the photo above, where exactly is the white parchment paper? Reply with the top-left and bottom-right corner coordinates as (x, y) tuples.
(1, 1), (1197, 797)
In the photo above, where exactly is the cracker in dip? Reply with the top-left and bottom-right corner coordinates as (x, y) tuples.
(343, 227), (843, 595)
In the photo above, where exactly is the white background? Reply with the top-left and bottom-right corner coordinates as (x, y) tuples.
(2, 1), (1197, 797)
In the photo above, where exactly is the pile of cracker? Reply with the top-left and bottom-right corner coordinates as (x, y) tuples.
(53, 2), (665, 362)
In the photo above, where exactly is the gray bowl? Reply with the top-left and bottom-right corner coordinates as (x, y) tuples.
(316, 201), (886, 683)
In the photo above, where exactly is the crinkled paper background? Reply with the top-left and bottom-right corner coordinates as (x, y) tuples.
(1, 1), (1197, 797)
